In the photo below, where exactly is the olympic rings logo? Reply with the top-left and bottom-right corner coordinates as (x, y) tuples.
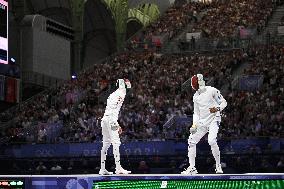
(83, 149), (99, 156)
(35, 149), (55, 157)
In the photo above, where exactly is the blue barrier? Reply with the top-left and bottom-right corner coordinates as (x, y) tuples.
(2, 139), (283, 158)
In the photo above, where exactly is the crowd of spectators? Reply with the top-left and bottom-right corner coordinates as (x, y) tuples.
(127, 2), (209, 50)
(0, 49), (243, 143)
(189, 0), (273, 38)
(220, 45), (284, 139)
(1, 43), (283, 144)
(127, 0), (276, 53)
(2, 45), (282, 144)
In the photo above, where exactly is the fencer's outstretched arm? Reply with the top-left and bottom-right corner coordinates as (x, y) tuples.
(213, 88), (227, 111)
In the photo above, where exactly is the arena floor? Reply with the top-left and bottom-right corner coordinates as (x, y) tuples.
(0, 173), (283, 189)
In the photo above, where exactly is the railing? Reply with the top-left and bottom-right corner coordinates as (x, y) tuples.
(162, 35), (284, 53)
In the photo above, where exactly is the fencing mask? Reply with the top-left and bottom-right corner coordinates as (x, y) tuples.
(191, 74), (205, 91)
(117, 79), (131, 89)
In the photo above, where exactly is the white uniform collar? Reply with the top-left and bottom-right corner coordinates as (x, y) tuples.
(118, 88), (126, 94)
(198, 86), (206, 94)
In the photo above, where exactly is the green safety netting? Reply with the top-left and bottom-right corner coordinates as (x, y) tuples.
(128, 3), (160, 26)
(128, 8), (151, 26)
(137, 3), (160, 24)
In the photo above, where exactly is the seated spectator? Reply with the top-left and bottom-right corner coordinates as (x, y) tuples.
(36, 162), (47, 174)
(137, 161), (150, 174)
(50, 161), (63, 171)
(276, 157), (284, 173)
(38, 126), (47, 143)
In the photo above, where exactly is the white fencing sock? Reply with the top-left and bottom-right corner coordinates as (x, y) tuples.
(211, 143), (221, 166)
(101, 142), (111, 170)
(188, 144), (196, 167)
(113, 143), (122, 170)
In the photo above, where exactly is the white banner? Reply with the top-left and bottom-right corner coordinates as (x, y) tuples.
(186, 32), (201, 42)
(278, 26), (284, 35)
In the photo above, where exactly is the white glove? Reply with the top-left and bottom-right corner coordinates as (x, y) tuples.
(190, 124), (197, 134)
(110, 120), (119, 131)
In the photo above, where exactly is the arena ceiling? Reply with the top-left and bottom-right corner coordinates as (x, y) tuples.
(22, 0), (171, 29)
(24, 0), (72, 26)
(19, 0), (173, 68)
(128, 3), (160, 26)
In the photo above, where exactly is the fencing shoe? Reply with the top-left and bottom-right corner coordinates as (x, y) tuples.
(215, 164), (223, 174)
(115, 167), (131, 174)
(99, 169), (113, 175)
(181, 166), (198, 175)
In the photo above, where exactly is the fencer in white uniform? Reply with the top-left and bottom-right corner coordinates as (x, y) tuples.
(99, 79), (132, 175)
(181, 74), (227, 175)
